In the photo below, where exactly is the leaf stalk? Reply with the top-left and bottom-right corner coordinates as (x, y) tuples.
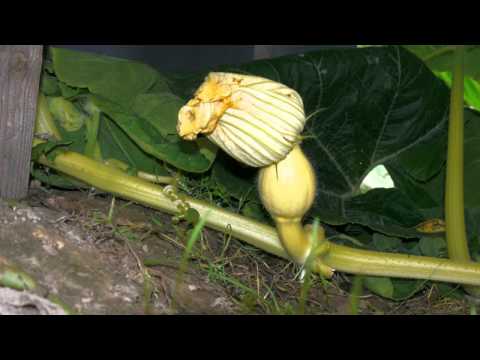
(36, 150), (480, 287)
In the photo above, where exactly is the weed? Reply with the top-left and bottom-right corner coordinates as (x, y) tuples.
(348, 276), (364, 315)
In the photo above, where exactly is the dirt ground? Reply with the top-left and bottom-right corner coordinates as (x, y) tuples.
(0, 185), (475, 315)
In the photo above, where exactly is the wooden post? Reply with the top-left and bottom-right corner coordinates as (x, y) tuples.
(0, 45), (43, 200)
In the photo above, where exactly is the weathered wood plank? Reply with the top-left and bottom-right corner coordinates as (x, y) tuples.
(0, 45), (43, 200)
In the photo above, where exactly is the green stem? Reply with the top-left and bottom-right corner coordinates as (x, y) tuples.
(446, 45), (468, 262)
(445, 46), (480, 296)
(320, 243), (480, 287)
(84, 111), (102, 160)
(37, 151), (480, 287)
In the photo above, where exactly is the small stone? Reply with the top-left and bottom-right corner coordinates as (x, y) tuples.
(56, 240), (65, 250)
(211, 297), (230, 308)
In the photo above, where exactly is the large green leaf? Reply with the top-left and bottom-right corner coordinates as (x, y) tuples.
(90, 95), (216, 173)
(339, 189), (425, 238)
(403, 46), (480, 81)
(97, 115), (169, 176)
(403, 46), (480, 111)
(131, 93), (184, 138)
(391, 109), (480, 211)
(45, 48), (217, 174)
(295, 47), (449, 225)
(384, 165), (440, 209)
(393, 125), (448, 183)
(50, 47), (163, 107)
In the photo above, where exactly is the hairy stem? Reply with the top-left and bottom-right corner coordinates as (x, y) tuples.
(36, 151), (480, 287)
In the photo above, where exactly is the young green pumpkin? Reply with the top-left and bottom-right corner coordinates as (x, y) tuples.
(177, 72), (325, 269)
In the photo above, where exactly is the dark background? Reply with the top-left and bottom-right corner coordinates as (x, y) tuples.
(58, 45), (352, 73)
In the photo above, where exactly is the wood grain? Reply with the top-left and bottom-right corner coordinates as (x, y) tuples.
(0, 45), (43, 199)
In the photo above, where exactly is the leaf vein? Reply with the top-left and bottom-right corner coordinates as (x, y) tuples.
(370, 46), (402, 165)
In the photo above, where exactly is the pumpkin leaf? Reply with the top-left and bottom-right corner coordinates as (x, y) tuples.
(403, 46), (480, 111)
